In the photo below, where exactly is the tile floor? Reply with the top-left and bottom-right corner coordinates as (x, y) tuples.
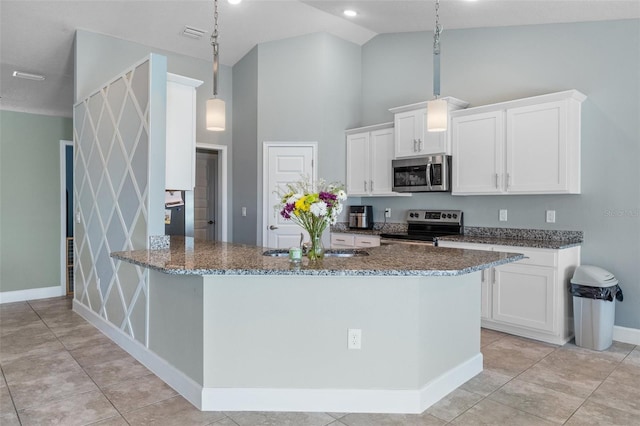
(0, 296), (638, 425)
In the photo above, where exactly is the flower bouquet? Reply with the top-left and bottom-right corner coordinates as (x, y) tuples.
(276, 176), (347, 261)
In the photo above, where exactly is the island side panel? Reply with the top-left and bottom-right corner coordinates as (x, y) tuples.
(202, 275), (422, 389)
(418, 272), (481, 384)
(149, 270), (205, 385)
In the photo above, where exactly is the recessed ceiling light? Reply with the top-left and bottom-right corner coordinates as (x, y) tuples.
(182, 25), (207, 39)
(12, 71), (45, 81)
(228, 0), (242, 4)
(343, 10), (357, 17)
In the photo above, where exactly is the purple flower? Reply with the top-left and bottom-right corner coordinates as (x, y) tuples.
(319, 191), (337, 202)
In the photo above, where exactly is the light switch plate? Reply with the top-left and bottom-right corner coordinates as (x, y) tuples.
(499, 209), (508, 222)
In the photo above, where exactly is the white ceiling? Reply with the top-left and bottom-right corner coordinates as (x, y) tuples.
(1, 0), (638, 117)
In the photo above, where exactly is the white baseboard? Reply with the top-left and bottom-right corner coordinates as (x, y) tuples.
(613, 325), (640, 346)
(73, 300), (482, 413)
(0, 285), (65, 304)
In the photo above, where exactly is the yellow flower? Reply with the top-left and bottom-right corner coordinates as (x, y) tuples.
(295, 196), (309, 212)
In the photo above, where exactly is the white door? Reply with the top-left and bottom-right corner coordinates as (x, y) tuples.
(264, 144), (316, 249)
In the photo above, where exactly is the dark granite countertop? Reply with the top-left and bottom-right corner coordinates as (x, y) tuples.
(112, 237), (524, 276)
(437, 227), (583, 250)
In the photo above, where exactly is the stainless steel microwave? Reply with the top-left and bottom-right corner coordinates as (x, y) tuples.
(392, 154), (452, 192)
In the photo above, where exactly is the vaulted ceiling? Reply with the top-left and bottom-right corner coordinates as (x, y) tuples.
(1, 0), (638, 117)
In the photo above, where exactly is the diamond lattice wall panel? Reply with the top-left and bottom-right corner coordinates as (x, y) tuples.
(73, 56), (165, 347)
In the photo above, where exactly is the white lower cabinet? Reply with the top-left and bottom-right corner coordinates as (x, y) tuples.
(438, 241), (580, 345)
(331, 233), (380, 249)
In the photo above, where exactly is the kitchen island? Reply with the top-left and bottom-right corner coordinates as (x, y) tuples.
(92, 238), (523, 413)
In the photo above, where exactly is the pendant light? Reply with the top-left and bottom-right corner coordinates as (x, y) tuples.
(427, 0), (447, 132)
(206, 0), (225, 131)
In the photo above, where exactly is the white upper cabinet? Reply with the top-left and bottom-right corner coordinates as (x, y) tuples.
(166, 73), (203, 191)
(451, 90), (586, 195)
(389, 97), (469, 157)
(346, 123), (403, 197)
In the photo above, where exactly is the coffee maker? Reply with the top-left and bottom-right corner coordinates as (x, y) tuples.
(349, 205), (374, 230)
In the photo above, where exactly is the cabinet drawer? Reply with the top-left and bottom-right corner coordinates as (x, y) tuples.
(354, 235), (380, 248)
(494, 246), (557, 267)
(331, 234), (355, 247)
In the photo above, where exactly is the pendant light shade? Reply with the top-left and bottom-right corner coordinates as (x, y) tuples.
(427, 98), (447, 132)
(206, 97), (225, 131)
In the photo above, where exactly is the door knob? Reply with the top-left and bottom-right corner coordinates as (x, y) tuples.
(208, 220), (214, 225)
(269, 225), (279, 230)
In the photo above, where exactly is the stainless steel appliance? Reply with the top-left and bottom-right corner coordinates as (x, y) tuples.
(380, 209), (463, 246)
(349, 205), (374, 230)
(392, 154), (451, 192)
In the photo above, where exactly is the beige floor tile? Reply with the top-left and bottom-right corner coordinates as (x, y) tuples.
(0, 319), (50, 337)
(2, 350), (81, 383)
(326, 412), (347, 419)
(340, 412), (445, 426)
(124, 395), (226, 425)
(70, 341), (132, 368)
(102, 373), (178, 413)
(459, 369), (511, 397)
(565, 399), (640, 426)
(226, 411), (337, 426)
(589, 378), (640, 416)
(27, 296), (72, 311)
(487, 335), (557, 361)
(562, 340), (634, 363)
(516, 362), (602, 398)
(84, 356), (151, 388)
(488, 379), (585, 424)
(0, 410), (21, 426)
(425, 388), (483, 422)
(56, 323), (113, 350)
(0, 384), (15, 414)
(86, 415), (130, 425)
(481, 345), (539, 377)
(450, 399), (555, 425)
(535, 346), (620, 380)
(0, 332), (65, 363)
(623, 347), (640, 366)
(607, 358), (640, 388)
(212, 417), (242, 426)
(480, 328), (507, 347)
(17, 389), (118, 426)
(8, 368), (98, 410)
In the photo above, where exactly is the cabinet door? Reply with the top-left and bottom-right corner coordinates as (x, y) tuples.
(166, 80), (197, 190)
(492, 263), (556, 333)
(346, 133), (370, 195)
(369, 128), (395, 194)
(506, 101), (568, 193)
(452, 111), (504, 195)
(394, 110), (422, 158)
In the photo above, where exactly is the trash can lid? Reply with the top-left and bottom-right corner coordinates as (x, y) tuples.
(571, 265), (619, 287)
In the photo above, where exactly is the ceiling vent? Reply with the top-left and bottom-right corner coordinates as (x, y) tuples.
(182, 26), (207, 39)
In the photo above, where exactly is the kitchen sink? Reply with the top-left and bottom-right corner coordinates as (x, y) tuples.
(262, 249), (369, 258)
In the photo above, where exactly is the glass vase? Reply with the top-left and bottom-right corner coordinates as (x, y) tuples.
(307, 232), (325, 261)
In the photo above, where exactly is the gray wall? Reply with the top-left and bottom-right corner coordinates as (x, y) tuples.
(358, 20), (640, 329)
(232, 33), (361, 245)
(75, 30), (234, 239)
(0, 111), (73, 292)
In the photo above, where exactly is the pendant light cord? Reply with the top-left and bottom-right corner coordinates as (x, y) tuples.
(211, 0), (220, 97)
(433, 0), (442, 98)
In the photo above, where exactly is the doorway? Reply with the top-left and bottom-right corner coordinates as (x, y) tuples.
(59, 140), (73, 296)
(195, 143), (228, 242)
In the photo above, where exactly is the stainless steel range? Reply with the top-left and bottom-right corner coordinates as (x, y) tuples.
(380, 210), (463, 246)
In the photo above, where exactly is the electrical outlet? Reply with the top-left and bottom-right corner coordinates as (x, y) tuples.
(499, 209), (508, 222)
(347, 328), (361, 350)
(546, 210), (556, 223)
(384, 208), (391, 218)
(241, 207), (247, 217)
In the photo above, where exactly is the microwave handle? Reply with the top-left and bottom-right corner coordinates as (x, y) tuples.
(426, 162), (432, 188)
